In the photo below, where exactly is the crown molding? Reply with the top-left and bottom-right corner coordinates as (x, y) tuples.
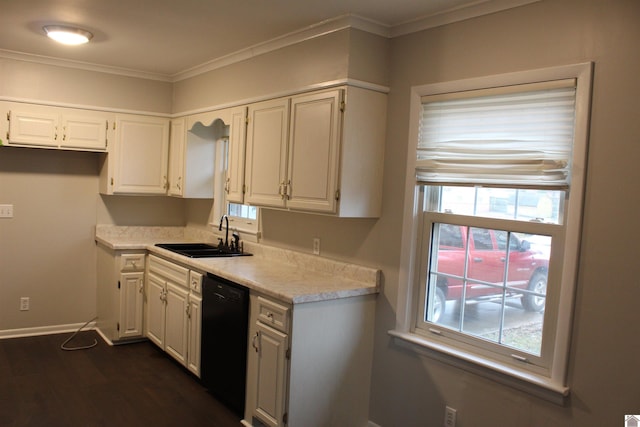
(0, 0), (539, 82)
(0, 48), (172, 82)
(171, 14), (390, 82)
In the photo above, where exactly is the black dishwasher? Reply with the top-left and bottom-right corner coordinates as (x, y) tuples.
(201, 273), (249, 417)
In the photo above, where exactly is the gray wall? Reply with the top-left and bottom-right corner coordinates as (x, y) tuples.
(0, 61), (177, 332)
(369, 1), (640, 426)
(0, 149), (98, 331)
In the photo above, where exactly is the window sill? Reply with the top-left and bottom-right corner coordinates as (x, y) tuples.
(388, 329), (569, 405)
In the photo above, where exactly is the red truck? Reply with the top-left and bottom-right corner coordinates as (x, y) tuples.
(429, 224), (549, 322)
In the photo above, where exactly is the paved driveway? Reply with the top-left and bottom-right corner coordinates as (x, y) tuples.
(438, 299), (544, 353)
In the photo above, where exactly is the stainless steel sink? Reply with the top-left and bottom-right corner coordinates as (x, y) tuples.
(155, 243), (251, 258)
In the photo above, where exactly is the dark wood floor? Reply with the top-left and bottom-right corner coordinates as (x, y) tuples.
(0, 331), (242, 427)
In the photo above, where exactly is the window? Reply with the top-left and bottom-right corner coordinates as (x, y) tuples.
(391, 63), (592, 401)
(227, 201), (259, 240)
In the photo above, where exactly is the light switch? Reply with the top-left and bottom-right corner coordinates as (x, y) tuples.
(0, 204), (14, 218)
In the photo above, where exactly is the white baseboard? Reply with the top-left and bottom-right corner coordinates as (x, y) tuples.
(94, 327), (114, 346)
(0, 320), (96, 340)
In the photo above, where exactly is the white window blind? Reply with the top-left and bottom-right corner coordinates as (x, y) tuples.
(417, 79), (577, 188)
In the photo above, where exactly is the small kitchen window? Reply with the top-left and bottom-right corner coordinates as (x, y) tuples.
(391, 63), (593, 402)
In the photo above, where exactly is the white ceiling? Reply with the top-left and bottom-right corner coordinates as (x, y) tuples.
(0, 0), (536, 81)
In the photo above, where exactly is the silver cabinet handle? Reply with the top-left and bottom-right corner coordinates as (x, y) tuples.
(252, 331), (260, 353)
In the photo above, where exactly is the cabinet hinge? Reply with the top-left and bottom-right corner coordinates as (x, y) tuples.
(285, 348), (291, 360)
(340, 100), (346, 113)
(245, 116), (249, 125)
(116, 322), (120, 331)
(335, 189), (341, 201)
(283, 412), (288, 424)
(117, 280), (121, 289)
(6, 111), (10, 122)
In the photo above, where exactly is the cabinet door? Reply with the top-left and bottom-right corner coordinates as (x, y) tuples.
(226, 106), (248, 204)
(8, 109), (59, 147)
(164, 282), (189, 366)
(287, 90), (342, 213)
(254, 322), (289, 427)
(168, 118), (186, 196)
(244, 98), (289, 208)
(61, 115), (108, 151)
(187, 293), (202, 377)
(113, 115), (169, 194)
(118, 271), (144, 339)
(146, 274), (166, 348)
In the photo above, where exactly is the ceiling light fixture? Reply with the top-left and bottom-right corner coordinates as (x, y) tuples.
(43, 25), (93, 45)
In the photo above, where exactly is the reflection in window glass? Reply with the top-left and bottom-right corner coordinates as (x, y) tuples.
(427, 222), (551, 355)
(435, 186), (564, 224)
(228, 203), (257, 220)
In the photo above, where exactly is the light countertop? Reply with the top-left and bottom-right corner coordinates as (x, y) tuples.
(95, 225), (380, 304)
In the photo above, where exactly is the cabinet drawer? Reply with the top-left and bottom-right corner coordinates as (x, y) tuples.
(257, 296), (290, 333)
(148, 255), (189, 285)
(189, 270), (203, 294)
(120, 253), (145, 271)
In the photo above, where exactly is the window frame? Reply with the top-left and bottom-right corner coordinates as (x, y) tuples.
(390, 63), (593, 403)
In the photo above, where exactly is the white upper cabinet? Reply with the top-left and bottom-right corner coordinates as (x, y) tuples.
(168, 118), (186, 197)
(244, 97), (290, 208)
(286, 90), (342, 214)
(4, 102), (110, 151)
(104, 114), (170, 195)
(243, 86), (387, 217)
(170, 116), (221, 198)
(225, 106), (248, 204)
(8, 109), (58, 147)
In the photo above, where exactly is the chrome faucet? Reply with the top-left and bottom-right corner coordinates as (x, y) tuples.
(219, 214), (229, 248)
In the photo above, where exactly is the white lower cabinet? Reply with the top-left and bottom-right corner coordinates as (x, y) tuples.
(96, 246), (145, 344)
(247, 296), (290, 427)
(163, 281), (190, 365)
(187, 284), (202, 377)
(146, 255), (202, 376)
(253, 321), (289, 427)
(146, 273), (167, 348)
(244, 293), (376, 427)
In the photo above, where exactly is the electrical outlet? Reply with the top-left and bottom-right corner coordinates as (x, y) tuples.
(313, 238), (320, 255)
(0, 204), (14, 218)
(445, 406), (457, 427)
(20, 297), (29, 311)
